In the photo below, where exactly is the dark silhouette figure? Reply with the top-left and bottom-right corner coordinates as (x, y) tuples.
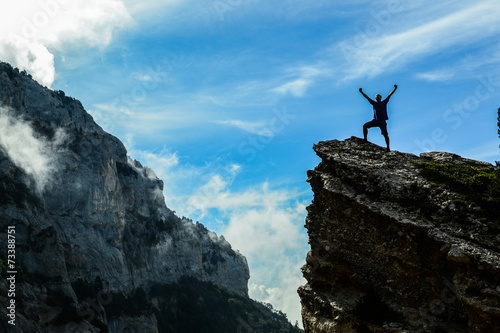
(359, 85), (397, 152)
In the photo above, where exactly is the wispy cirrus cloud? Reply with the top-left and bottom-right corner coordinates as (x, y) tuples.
(459, 139), (500, 163)
(414, 70), (457, 82)
(336, 1), (500, 81)
(215, 119), (274, 137)
(415, 50), (500, 82)
(272, 64), (331, 97)
(273, 79), (311, 97)
(261, 0), (500, 94)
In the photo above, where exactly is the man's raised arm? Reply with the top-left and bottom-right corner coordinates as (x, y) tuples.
(386, 84), (398, 100)
(359, 88), (372, 102)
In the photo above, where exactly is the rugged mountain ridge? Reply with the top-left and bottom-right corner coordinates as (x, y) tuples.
(0, 62), (254, 332)
(299, 137), (500, 332)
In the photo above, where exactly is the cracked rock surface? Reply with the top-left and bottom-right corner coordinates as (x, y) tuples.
(299, 137), (500, 332)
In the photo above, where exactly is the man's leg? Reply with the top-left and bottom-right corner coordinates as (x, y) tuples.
(383, 134), (390, 151)
(363, 125), (368, 142)
(363, 120), (376, 143)
(379, 121), (390, 151)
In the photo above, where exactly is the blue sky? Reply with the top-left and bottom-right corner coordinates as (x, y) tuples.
(2, 0), (500, 326)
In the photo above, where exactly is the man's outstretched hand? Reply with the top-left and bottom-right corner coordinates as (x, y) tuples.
(394, 84), (398, 89)
(359, 88), (363, 92)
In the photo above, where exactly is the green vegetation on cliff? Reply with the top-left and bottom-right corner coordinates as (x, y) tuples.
(416, 161), (500, 223)
(416, 108), (500, 223)
(416, 162), (500, 199)
(70, 276), (303, 333)
(151, 277), (302, 333)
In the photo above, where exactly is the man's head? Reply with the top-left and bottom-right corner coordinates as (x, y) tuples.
(375, 94), (382, 102)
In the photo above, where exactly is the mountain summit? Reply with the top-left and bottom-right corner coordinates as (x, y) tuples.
(299, 137), (500, 332)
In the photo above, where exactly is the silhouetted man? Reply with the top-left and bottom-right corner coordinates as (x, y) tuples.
(359, 84), (397, 152)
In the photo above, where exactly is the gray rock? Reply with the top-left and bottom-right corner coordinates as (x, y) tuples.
(0, 62), (249, 332)
(299, 137), (500, 332)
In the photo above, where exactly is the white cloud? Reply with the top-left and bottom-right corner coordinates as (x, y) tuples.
(0, 107), (64, 192)
(0, 0), (133, 87)
(250, 278), (304, 327)
(122, 0), (182, 17)
(415, 50), (500, 82)
(0, 36), (55, 87)
(187, 179), (300, 215)
(220, 193), (308, 328)
(182, 168), (308, 325)
(272, 64), (331, 98)
(129, 148), (179, 179)
(122, 135), (187, 208)
(336, 1), (500, 81)
(415, 70), (456, 82)
(180, 168), (309, 326)
(261, 1), (500, 94)
(122, 137), (242, 218)
(120, 142), (308, 326)
(131, 72), (157, 83)
(273, 79), (311, 97)
(215, 119), (274, 137)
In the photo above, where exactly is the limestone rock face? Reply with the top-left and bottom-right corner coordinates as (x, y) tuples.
(0, 62), (249, 332)
(299, 137), (500, 332)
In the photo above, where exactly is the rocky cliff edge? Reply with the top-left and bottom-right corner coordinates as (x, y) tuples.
(299, 137), (500, 332)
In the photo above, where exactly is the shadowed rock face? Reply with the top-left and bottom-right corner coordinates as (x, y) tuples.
(299, 137), (500, 333)
(0, 62), (249, 332)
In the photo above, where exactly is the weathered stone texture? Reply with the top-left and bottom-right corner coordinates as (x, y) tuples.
(0, 62), (249, 332)
(299, 137), (500, 333)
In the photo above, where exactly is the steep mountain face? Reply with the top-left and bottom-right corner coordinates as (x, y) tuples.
(0, 62), (250, 332)
(299, 137), (500, 332)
